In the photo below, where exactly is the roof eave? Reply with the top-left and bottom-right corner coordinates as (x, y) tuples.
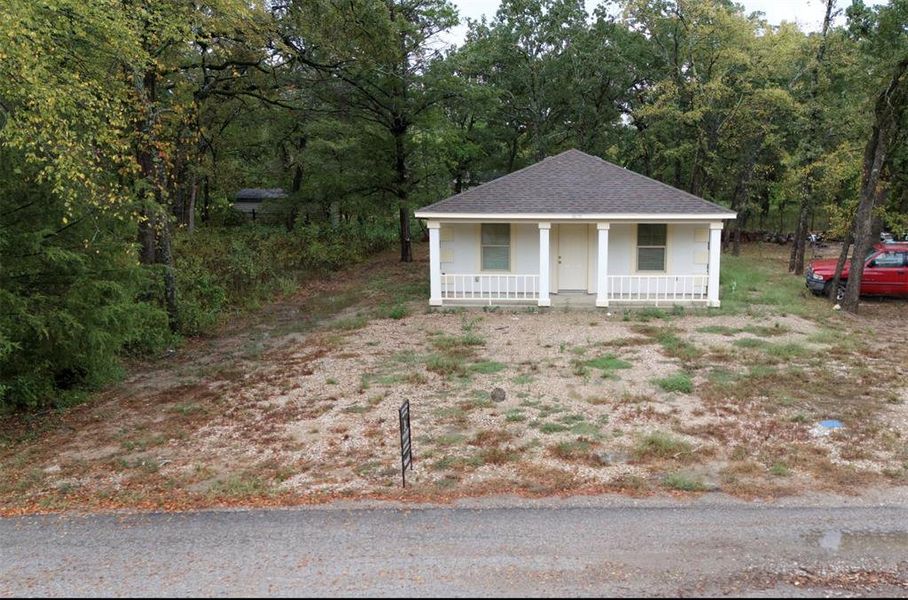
(414, 211), (737, 221)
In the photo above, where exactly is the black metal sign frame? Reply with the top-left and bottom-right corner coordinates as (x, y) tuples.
(399, 399), (413, 488)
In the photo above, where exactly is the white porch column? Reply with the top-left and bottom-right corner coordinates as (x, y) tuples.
(428, 221), (442, 306)
(707, 222), (723, 307)
(595, 223), (610, 307)
(538, 222), (551, 307)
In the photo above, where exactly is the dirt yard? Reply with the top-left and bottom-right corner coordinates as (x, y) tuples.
(2, 242), (907, 514)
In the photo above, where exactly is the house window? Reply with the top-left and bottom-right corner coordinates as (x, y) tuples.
(481, 224), (510, 271)
(637, 224), (667, 271)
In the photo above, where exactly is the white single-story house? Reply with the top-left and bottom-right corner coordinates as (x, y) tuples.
(414, 149), (736, 308)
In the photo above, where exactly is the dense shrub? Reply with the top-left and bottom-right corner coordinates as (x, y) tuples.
(1, 190), (396, 409)
(171, 221), (397, 336)
(0, 157), (175, 409)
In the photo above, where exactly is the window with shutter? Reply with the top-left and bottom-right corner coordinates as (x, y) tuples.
(637, 224), (667, 271)
(481, 224), (510, 271)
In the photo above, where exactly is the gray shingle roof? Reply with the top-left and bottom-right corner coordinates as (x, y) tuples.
(416, 149), (735, 217)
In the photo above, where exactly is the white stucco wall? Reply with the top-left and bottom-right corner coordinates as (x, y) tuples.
(438, 222), (711, 294)
(597, 223), (709, 278)
(440, 223), (540, 274)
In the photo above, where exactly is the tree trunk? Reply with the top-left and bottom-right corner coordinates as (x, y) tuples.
(201, 176), (210, 224)
(778, 203), (785, 237)
(135, 66), (179, 330)
(732, 215), (744, 256)
(138, 212), (156, 264)
(286, 135), (305, 231)
(689, 119), (719, 198)
(730, 136), (762, 256)
(828, 229), (852, 300)
(842, 58), (908, 313)
(672, 157), (682, 189)
(156, 218), (178, 328)
(398, 203), (412, 262)
(187, 175), (197, 233)
(291, 135), (306, 194)
(789, 0), (835, 275)
(870, 215), (884, 244)
(507, 134), (519, 173)
(387, 2), (412, 264)
(172, 178), (185, 227)
(788, 201), (810, 274)
(137, 70), (161, 266)
(393, 123), (411, 262)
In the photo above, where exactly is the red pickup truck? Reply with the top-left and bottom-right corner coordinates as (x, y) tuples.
(806, 243), (908, 299)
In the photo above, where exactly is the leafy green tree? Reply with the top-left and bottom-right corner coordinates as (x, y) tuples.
(0, 0), (168, 407)
(841, 0), (908, 313)
(276, 0), (459, 262)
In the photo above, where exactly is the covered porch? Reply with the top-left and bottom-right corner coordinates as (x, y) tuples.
(426, 220), (724, 308)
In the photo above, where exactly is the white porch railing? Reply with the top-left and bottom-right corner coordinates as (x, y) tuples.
(606, 275), (709, 304)
(441, 273), (539, 304)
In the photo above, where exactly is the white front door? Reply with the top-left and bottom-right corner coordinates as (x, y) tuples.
(558, 224), (588, 290)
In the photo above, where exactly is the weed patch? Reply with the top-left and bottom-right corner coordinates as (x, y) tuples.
(505, 409), (527, 422)
(663, 472), (708, 491)
(585, 354), (633, 372)
(426, 354), (468, 378)
(765, 342), (808, 360)
(469, 361), (507, 375)
(549, 438), (599, 464)
(535, 421), (569, 434)
(654, 372), (693, 394)
(634, 431), (694, 462)
(329, 315), (369, 331)
(633, 326), (700, 363)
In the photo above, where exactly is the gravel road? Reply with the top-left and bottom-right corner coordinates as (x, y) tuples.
(2, 496), (907, 597)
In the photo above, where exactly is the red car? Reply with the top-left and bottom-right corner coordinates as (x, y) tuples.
(806, 243), (908, 299)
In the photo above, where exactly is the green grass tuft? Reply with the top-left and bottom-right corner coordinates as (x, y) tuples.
(586, 354), (633, 371)
(769, 462), (791, 477)
(697, 325), (740, 336)
(388, 305), (409, 319)
(330, 314), (369, 331)
(536, 422), (569, 434)
(505, 409), (527, 422)
(765, 342), (808, 359)
(634, 431), (693, 461)
(663, 472), (708, 491)
(469, 361), (507, 374)
(426, 354), (467, 378)
(654, 372), (693, 394)
(732, 337), (767, 349)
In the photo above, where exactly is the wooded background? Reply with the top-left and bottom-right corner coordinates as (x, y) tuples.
(1, 0), (906, 408)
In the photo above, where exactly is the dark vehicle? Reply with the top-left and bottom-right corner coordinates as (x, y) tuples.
(806, 243), (908, 299)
